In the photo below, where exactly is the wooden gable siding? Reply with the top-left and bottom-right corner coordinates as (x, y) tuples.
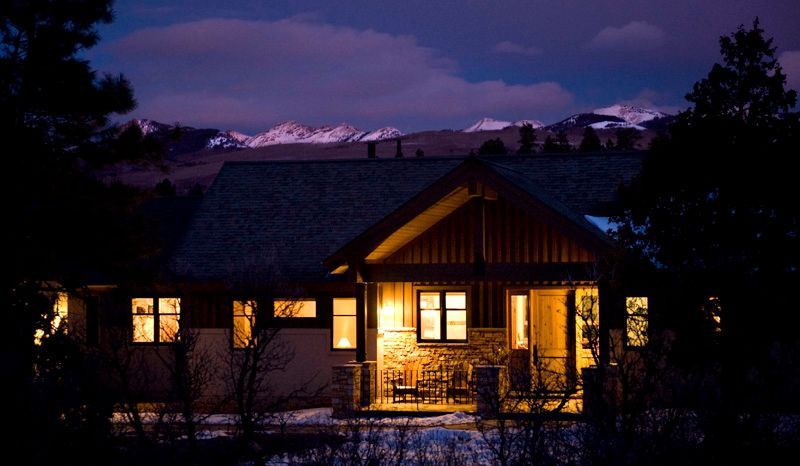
(383, 196), (593, 265)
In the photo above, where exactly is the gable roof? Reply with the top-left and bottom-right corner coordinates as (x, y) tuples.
(324, 157), (614, 269)
(168, 152), (644, 282)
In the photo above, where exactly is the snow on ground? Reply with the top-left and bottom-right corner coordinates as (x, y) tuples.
(112, 408), (475, 428)
(281, 408), (475, 427)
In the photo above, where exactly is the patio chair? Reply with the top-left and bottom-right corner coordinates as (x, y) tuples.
(446, 362), (474, 403)
(391, 363), (419, 402)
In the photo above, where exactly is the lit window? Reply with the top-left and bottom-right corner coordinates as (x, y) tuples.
(706, 296), (722, 334)
(418, 290), (468, 342)
(34, 292), (69, 345)
(333, 298), (356, 349)
(233, 300), (256, 349)
(510, 293), (529, 349)
(131, 297), (180, 343)
(625, 297), (648, 347)
(274, 299), (316, 318)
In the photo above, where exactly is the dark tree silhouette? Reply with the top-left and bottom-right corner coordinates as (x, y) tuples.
(612, 127), (641, 151)
(478, 137), (508, 155)
(2, 2), (153, 463)
(615, 19), (800, 458)
(578, 126), (603, 152)
(517, 123), (537, 154)
(542, 131), (571, 153)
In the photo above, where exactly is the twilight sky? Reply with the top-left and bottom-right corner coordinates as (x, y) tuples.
(90, 0), (800, 134)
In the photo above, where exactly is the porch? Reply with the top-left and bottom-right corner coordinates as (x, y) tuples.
(332, 362), (587, 417)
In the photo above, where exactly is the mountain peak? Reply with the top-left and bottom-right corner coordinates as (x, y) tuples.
(593, 104), (668, 125)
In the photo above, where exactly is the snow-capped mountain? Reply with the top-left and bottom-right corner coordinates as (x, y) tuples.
(463, 118), (513, 132)
(463, 117), (544, 132)
(206, 130), (250, 150)
(244, 121), (402, 147)
(593, 104), (667, 125)
(122, 118), (172, 136)
(546, 113), (627, 132)
(546, 104), (673, 132)
(361, 127), (403, 141)
(513, 119), (545, 129)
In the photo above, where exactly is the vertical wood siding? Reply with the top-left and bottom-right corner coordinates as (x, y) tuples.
(384, 196), (593, 265)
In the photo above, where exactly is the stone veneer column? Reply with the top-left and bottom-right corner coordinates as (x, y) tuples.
(475, 365), (506, 418)
(360, 361), (377, 407)
(332, 364), (362, 418)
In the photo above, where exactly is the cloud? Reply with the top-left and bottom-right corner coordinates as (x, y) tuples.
(494, 41), (542, 57)
(103, 18), (573, 132)
(779, 50), (800, 93)
(588, 21), (665, 51)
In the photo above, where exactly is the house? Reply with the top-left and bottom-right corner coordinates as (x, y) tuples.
(78, 152), (648, 411)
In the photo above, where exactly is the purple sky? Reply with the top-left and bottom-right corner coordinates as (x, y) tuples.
(90, 0), (800, 134)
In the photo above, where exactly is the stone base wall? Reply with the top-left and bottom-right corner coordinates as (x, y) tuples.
(331, 364), (362, 418)
(382, 328), (506, 370)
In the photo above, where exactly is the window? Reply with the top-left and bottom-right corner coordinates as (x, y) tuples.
(34, 292), (69, 345)
(625, 297), (648, 347)
(332, 298), (356, 350)
(509, 293), (529, 349)
(418, 290), (468, 342)
(131, 297), (181, 343)
(232, 300), (256, 349)
(274, 299), (316, 318)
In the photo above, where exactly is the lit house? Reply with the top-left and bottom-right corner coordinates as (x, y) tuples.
(89, 153), (647, 409)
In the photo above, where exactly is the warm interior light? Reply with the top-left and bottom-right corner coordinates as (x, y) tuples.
(381, 304), (395, 329)
(337, 336), (352, 348)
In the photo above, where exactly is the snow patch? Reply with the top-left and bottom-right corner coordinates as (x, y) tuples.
(589, 121), (646, 130)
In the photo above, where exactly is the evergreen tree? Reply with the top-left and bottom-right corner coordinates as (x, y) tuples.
(613, 127), (641, 150)
(478, 137), (508, 155)
(517, 123), (537, 154)
(578, 126), (603, 152)
(2, 2), (153, 463)
(615, 19), (800, 426)
(542, 131), (571, 153)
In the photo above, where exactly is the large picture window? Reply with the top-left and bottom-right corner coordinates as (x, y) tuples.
(131, 297), (181, 343)
(332, 298), (356, 350)
(418, 290), (468, 342)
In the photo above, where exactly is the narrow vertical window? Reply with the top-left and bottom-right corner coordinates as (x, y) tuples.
(233, 300), (256, 349)
(132, 298), (155, 342)
(332, 298), (356, 349)
(445, 292), (467, 340)
(625, 297), (649, 347)
(158, 298), (181, 342)
(419, 292), (441, 340)
(510, 293), (529, 349)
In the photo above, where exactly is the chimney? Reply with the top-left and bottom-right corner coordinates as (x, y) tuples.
(395, 139), (403, 158)
(367, 142), (376, 158)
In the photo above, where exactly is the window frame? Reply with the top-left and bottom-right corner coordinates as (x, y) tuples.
(625, 296), (649, 348)
(231, 299), (257, 350)
(415, 287), (469, 344)
(331, 297), (357, 351)
(130, 296), (181, 345)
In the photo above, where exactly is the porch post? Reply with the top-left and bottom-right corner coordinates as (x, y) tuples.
(356, 282), (367, 362)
